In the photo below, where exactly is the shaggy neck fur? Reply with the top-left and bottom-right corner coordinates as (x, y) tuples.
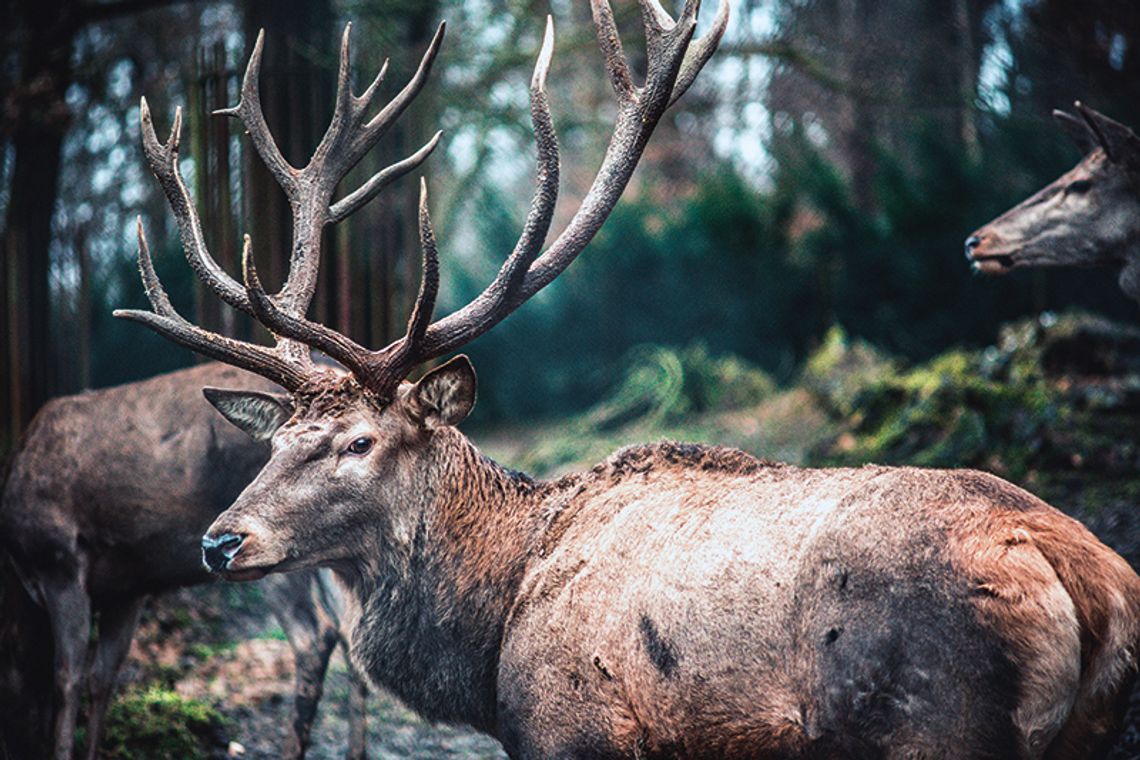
(339, 428), (553, 731)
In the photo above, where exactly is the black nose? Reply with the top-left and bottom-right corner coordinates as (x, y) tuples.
(202, 533), (245, 573)
(964, 235), (981, 260)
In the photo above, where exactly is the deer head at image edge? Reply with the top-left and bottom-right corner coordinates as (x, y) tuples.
(965, 101), (1140, 305)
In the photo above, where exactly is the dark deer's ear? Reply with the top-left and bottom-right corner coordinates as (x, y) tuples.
(1053, 109), (1096, 154)
(203, 387), (293, 441)
(409, 355), (477, 428)
(1076, 102), (1140, 164)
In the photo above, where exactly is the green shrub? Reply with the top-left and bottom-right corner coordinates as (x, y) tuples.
(517, 342), (775, 474)
(100, 685), (225, 760)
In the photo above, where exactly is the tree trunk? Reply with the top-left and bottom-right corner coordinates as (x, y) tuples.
(242, 0), (334, 327)
(0, 0), (76, 453)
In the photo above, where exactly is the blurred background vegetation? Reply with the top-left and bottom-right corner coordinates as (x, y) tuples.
(2, 0), (1140, 450)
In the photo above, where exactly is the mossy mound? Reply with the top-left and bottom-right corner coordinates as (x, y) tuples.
(809, 345), (1058, 478)
(100, 685), (226, 760)
(801, 325), (897, 417)
(808, 311), (1140, 489)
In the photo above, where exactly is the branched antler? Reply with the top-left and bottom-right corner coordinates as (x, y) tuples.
(117, 24), (445, 387)
(121, 1), (728, 401)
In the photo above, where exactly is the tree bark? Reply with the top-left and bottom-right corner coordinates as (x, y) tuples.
(0, 0), (77, 452)
(242, 0), (334, 325)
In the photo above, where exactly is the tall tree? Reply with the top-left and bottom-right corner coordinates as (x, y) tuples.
(1, 0), (79, 452)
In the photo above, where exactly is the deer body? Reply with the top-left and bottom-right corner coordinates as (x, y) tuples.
(0, 363), (366, 760)
(200, 375), (1139, 760)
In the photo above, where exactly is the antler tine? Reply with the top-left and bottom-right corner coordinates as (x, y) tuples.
(669, 0), (729, 107)
(405, 0), (726, 362)
(328, 130), (442, 225)
(405, 178), (441, 350)
(214, 29), (299, 201)
(469, 16), (559, 303)
(331, 23), (356, 130)
(115, 220), (310, 390)
(359, 22), (445, 145)
(638, 0), (675, 34)
(275, 22), (445, 317)
(240, 235), (378, 381)
(239, 179), (442, 402)
(139, 98), (254, 316)
(592, 0), (635, 103)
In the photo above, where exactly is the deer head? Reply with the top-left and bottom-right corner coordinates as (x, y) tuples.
(965, 103), (1140, 302)
(116, 1), (728, 581)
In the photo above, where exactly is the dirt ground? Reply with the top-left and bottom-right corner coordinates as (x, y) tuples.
(127, 581), (507, 759)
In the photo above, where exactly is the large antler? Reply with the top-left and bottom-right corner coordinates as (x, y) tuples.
(115, 23), (444, 388)
(232, 0), (729, 401)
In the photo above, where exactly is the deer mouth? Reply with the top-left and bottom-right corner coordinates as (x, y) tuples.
(221, 565), (275, 582)
(969, 252), (1016, 275)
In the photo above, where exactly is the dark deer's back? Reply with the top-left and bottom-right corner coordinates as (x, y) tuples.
(0, 363), (275, 602)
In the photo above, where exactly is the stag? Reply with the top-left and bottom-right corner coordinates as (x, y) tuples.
(0, 363), (368, 760)
(966, 103), (1140, 306)
(118, 3), (1140, 758)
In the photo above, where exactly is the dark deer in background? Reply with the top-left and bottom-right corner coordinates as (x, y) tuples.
(966, 103), (1140, 306)
(0, 363), (368, 760)
(120, 3), (1140, 758)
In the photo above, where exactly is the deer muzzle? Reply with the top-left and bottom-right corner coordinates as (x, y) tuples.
(964, 232), (1016, 274)
(202, 532), (246, 573)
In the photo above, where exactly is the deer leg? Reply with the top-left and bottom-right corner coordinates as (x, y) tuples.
(40, 567), (91, 760)
(80, 598), (144, 760)
(343, 639), (368, 760)
(264, 573), (339, 759)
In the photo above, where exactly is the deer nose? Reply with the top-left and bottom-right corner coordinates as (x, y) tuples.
(202, 533), (245, 573)
(964, 235), (982, 260)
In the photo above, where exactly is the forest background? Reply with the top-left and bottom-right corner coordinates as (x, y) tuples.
(3, 0), (1139, 451)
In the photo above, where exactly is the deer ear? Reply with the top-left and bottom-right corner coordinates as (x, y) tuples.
(203, 387), (293, 441)
(1053, 109), (1096, 154)
(1076, 102), (1140, 164)
(409, 355), (477, 428)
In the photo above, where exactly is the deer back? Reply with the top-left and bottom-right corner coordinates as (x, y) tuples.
(0, 363), (276, 600)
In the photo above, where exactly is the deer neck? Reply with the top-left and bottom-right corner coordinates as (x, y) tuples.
(340, 427), (549, 731)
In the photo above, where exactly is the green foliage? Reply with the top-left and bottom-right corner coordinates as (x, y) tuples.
(807, 311), (1140, 491)
(810, 346), (1059, 477)
(512, 342), (775, 474)
(801, 325), (896, 417)
(100, 685), (225, 760)
(463, 167), (813, 422)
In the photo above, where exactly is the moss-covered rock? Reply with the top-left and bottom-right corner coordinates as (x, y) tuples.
(810, 346), (1060, 478)
(100, 685), (226, 760)
(808, 311), (1140, 495)
(801, 325), (897, 416)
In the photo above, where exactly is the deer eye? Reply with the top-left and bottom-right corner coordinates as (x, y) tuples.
(346, 437), (374, 456)
(1066, 179), (1092, 194)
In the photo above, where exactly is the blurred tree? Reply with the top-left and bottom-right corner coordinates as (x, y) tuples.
(766, 0), (998, 210)
(1007, 0), (1140, 126)
(2, 0), (79, 452)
